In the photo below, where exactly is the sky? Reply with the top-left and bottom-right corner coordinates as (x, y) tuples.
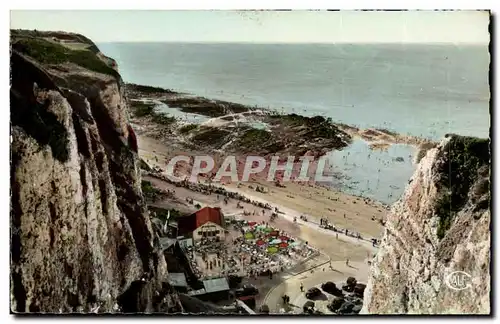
(10, 10), (490, 44)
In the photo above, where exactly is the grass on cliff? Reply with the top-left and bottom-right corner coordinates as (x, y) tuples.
(12, 38), (118, 77)
(141, 180), (164, 202)
(434, 136), (490, 239)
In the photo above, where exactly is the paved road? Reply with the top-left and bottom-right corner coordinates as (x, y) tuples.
(263, 260), (369, 314)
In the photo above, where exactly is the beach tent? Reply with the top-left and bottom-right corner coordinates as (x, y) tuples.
(267, 246), (278, 254)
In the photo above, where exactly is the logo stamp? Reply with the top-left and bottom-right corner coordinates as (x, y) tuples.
(445, 271), (472, 291)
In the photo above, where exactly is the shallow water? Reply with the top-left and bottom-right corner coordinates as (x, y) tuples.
(154, 101), (210, 124)
(325, 140), (416, 204)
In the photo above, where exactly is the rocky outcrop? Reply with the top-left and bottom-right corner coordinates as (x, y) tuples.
(362, 135), (490, 314)
(10, 32), (182, 313)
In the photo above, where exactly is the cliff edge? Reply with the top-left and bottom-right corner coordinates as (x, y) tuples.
(10, 30), (182, 313)
(362, 135), (491, 314)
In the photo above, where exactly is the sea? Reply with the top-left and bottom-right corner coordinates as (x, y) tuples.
(98, 42), (490, 204)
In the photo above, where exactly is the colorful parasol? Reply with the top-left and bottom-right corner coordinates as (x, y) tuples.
(256, 240), (266, 246)
(279, 242), (288, 248)
(267, 246), (278, 254)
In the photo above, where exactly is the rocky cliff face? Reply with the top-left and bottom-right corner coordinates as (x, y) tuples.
(362, 135), (490, 314)
(10, 31), (182, 313)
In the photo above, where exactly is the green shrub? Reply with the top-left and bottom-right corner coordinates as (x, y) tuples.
(192, 127), (231, 146)
(152, 112), (176, 125)
(238, 128), (272, 147)
(149, 206), (182, 222)
(130, 101), (155, 117)
(12, 38), (118, 77)
(141, 180), (163, 201)
(435, 135), (490, 239)
(179, 124), (198, 134)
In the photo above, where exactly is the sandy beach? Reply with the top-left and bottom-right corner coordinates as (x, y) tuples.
(138, 133), (384, 258)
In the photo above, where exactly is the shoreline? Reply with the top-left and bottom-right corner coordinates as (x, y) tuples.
(125, 82), (438, 150)
(127, 82), (436, 205)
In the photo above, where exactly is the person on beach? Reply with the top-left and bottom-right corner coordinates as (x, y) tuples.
(300, 283), (304, 292)
(346, 259), (349, 267)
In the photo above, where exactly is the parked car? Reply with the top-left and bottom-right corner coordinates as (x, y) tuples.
(327, 296), (345, 312)
(346, 277), (357, 287)
(321, 281), (337, 294)
(234, 285), (259, 298)
(305, 287), (322, 299)
(303, 301), (315, 314)
(342, 284), (354, 292)
(337, 301), (355, 314)
(354, 283), (366, 297)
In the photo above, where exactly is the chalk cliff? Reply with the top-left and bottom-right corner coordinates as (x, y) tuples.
(10, 30), (182, 313)
(362, 135), (491, 314)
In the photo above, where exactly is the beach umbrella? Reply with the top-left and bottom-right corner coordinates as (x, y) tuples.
(267, 246), (278, 254)
(248, 221), (257, 227)
(256, 240), (265, 246)
(244, 232), (255, 239)
(279, 236), (289, 241)
(279, 242), (288, 248)
(290, 241), (300, 247)
(263, 227), (273, 233)
(270, 239), (282, 245)
(270, 231), (279, 236)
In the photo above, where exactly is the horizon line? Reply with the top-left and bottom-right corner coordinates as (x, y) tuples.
(96, 40), (489, 45)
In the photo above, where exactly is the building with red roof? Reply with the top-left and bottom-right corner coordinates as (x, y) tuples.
(177, 207), (226, 241)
